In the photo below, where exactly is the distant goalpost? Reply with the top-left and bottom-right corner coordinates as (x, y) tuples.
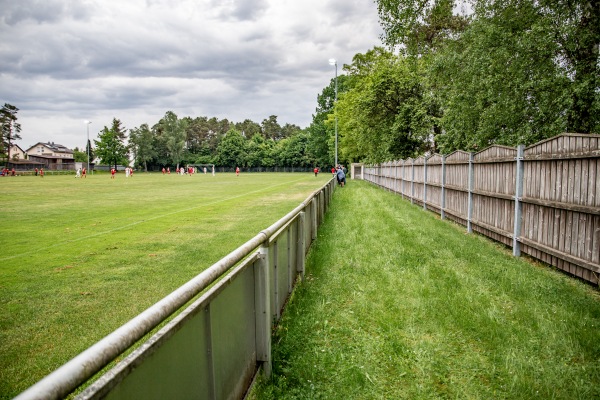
(188, 164), (215, 175)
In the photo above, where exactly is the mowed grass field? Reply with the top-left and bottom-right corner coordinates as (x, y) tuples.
(0, 171), (330, 398)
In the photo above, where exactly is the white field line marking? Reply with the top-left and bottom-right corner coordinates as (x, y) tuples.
(1, 177), (308, 262)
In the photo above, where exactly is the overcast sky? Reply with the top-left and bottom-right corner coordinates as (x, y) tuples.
(1, 0), (383, 151)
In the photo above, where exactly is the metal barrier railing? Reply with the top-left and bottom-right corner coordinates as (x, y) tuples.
(15, 178), (336, 400)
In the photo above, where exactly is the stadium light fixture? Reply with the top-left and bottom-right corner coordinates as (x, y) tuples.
(328, 58), (338, 167)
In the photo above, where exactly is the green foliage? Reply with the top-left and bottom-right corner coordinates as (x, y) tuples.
(376, 0), (469, 54)
(159, 111), (188, 169)
(0, 103), (22, 160)
(235, 119), (261, 138)
(245, 134), (274, 168)
(115, 113), (310, 169)
(72, 147), (87, 162)
(184, 116), (230, 158)
(373, 0), (599, 156)
(261, 115), (282, 140)
(275, 131), (310, 167)
(94, 118), (129, 169)
(336, 48), (436, 162)
(306, 74), (351, 168)
(129, 123), (156, 171)
(216, 128), (247, 167)
(431, 13), (572, 152)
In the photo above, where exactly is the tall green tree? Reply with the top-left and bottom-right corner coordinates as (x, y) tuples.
(85, 139), (95, 164)
(376, 0), (469, 55)
(94, 118), (129, 170)
(275, 130), (310, 167)
(216, 129), (247, 167)
(470, 0), (600, 134)
(261, 115), (282, 140)
(159, 111), (187, 169)
(0, 103), (22, 160)
(129, 123), (156, 172)
(307, 74), (350, 168)
(377, 0), (599, 154)
(245, 134), (269, 168)
(336, 48), (435, 162)
(72, 147), (87, 162)
(235, 119), (262, 138)
(431, 11), (571, 152)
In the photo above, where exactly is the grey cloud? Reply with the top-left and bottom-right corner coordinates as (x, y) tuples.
(325, 0), (365, 23)
(231, 0), (269, 21)
(0, 0), (91, 25)
(207, 0), (269, 21)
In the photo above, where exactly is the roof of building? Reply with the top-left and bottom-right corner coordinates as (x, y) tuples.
(10, 144), (25, 152)
(26, 142), (73, 154)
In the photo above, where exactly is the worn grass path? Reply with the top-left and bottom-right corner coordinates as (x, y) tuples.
(0, 172), (330, 398)
(253, 180), (600, 399)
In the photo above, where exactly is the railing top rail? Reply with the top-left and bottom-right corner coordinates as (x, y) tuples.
(15, 178), (334, 400)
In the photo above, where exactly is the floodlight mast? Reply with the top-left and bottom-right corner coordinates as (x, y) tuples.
(328, 58), (338, 167)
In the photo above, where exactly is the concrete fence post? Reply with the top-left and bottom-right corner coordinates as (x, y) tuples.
(255, 244), (272, 377)
(311, 198), (317, 241)
(297, 212), (306, 281)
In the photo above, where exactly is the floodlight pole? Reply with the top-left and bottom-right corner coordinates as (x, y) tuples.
(329, 58), (338, 167)
(85, 120), (92, 173)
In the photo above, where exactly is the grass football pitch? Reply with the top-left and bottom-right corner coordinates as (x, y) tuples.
(0, 171), (331, 398)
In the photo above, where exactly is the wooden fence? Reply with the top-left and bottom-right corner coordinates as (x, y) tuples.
(364, 134), (600, 285)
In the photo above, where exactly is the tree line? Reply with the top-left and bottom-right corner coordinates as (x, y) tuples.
(330, 0), (598, 163)
(74, 113), (323, 172)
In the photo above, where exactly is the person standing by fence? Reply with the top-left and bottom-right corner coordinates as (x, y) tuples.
(336, 166), (346, 187)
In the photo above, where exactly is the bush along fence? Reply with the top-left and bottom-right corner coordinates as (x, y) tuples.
(364, 133), (600, 285)
(15, 178), (336, 400)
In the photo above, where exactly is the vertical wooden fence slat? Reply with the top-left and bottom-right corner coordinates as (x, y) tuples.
(411, 159), (415, 204)
(402, 160), (405, 199)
